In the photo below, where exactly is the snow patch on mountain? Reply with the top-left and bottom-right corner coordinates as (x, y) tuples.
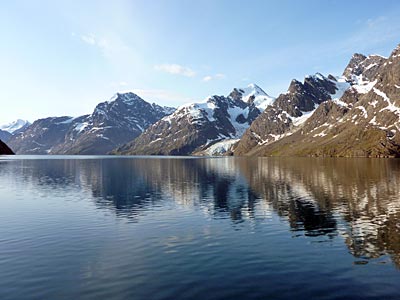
(375, 88), (400, 115)
(0, 119), (31, 134)
(331, 77), (351, 100)
(74, 122), (90, 133)
(292, 104), (320, 127)
(352, 75), (377, 94)
(236, 84), (275, 111)
(227, 106), (250, 137)
(203, 139), (239, 156)
(166, 98), (217, 124)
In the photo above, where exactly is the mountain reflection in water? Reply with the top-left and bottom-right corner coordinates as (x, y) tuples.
(2, 156), (400, 267)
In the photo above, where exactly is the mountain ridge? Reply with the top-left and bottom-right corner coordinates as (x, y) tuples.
(113, 83), (275, 155)
(5, 43), (400, 157)
(7, 93), (175, 155)
(234, 43), (400, 157)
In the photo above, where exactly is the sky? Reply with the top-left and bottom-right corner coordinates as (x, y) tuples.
(1, 0), (400, 124)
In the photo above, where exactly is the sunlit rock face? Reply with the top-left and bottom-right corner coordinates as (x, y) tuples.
(114, 84), (275, 156)
(235, 43), (400, 157)
(8, 92), (174, 155)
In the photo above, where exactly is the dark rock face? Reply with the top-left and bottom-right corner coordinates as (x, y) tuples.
(0, 140), (14, 155)
(8, 116), (86, 154)
(342, 53), (367, 78)
(236, 43), (400, 157)
(234, 74), (340, 155)
(115, 84), (274, 156)
(343, 53), (386, 81)
(8, 93), (174, 155)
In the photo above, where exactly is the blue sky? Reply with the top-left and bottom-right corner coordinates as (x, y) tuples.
(1, 0), (400, 123)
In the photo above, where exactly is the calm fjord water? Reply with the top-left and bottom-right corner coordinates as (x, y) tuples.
(1, 156), (400, 300)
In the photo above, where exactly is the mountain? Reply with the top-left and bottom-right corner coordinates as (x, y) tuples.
(0, 140), (14, 155)
(0, 119), (31, 134)
(8, 92), (175, 155)
(235, 43), (400, 157)
(114, 84), (275, 155)
(0, 129), (12, 142)
(234, 74), (348, 155)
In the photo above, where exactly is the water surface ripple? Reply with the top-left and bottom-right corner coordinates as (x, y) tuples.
(0, 156), (400, 300)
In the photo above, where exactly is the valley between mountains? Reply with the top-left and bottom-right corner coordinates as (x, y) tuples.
(2, 43), (400, 157)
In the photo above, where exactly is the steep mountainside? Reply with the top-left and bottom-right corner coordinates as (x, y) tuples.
(234, 74), (347, 155)
(0, 130), (12, 142)
(114, 84), (275, 155)
(8, 93), (174, 155)
(0, 140), (14, 155)
(236, 44), (400, 157)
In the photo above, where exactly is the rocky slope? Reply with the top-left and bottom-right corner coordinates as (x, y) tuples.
(235, 43), (400, 157)
(0, 140), (14, 154)
(8, 93), (174, 155)
(115, 84), (275, 155)
(0, 130), (12, 142)
(234, 73), (347, 155)
(0, 119), (30, 142)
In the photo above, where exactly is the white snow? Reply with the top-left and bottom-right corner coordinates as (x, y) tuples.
(161, 93), (256, 138)
(356, 106), (368, 118)
(313, 131), (327, 137)
(150, 137), (163, 144)
(333, 99), (350, 107)
(369, 54), (387, 59)
(238, 84), (275, 111)
(269, 133), (287, 141)
(374, 88), (400, 115)
(96, 134), (110, 140)
(166, 97), (218, 124)
(108, 93), (119, 103)
(292, 103), (319, 127)
(258, 131), (295, 145)
(330, 76), (350, 100)
(370, 100), (379, 108)
(0, 119), (30, 133)
(227, 106), (249, 137)
(351, 75), (377, 94)
(136, 124), (144, 132)
(365, 63), (378, 70)
(56, 117), (75, 125)
(203, 139), (239, 156)
(74, 122), (90, 133)
(89, 126), (113, 132)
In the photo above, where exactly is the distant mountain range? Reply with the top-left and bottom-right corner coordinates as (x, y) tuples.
(113, 83), (274, 155)
(7, 93), (174, 155)
(0, 119), (31, 134)
(235, 46), (400, 157)
(0, 119), (30, 142)
(3, 43), (400, 157)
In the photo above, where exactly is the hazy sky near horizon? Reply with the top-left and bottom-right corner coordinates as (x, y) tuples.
(1, 0), (400, 123)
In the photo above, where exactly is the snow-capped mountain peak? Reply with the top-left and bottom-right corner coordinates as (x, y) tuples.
(230, 83), (275, 111)
(0, 119), (31, 134)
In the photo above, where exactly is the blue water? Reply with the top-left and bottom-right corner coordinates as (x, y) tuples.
(0, 156), (399, 300)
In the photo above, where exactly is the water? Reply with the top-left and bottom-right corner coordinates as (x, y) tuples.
(0, 156), (400, 300)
